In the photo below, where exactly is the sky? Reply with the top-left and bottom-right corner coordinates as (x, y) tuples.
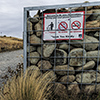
(0, 0), (100, 39)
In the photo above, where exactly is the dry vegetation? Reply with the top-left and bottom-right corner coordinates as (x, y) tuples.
(0, 36), (23, 52)
(0, 65), (100, 100)
(0, 68), (54, 100)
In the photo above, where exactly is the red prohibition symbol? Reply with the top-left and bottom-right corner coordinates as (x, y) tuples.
(58, 21), (68, 31)
(71, 21), (81, 30)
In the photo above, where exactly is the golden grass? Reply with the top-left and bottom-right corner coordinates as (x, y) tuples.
(0, 68), (54, 100)
(0, 36), (23, 52)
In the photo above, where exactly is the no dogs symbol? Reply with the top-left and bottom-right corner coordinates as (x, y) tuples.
(71, 21), (81, 30)
(58, 21), (68, 30)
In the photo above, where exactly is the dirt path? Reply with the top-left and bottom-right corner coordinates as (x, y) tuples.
(0, 49), (23, 72)
(0, 50), (23, 87)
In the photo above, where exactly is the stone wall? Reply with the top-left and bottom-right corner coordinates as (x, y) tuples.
(26, 5), (100, 98)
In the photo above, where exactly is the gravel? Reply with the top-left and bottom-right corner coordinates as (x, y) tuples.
(0, 50), (23, 87)
(0, 50), (23, 72)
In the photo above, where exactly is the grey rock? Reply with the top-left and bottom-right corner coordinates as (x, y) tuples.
(43, 99), (48, 100)
(44, 71), (57, 81)
(58, 42), (74, 50)
(54, 83), (68, 100)
(37, 46), (42, 55)
(69, 48), (86, 66)
(27, 46), (36, 53)
(27, 65), (40, 72)
(28, 15), (39, 23)
(76, 71), (100, 83)
(89, 9), (100, 20)
(71, 35), (99, 50)
(27, 21), (33, 35)
(43, 44), (55, 57)
(55, 65), (75, 75)
(68, 81), (80, 95)
(76, 61), (95, 71)
(37, 60), (52, 72)
(97, 65), (100, 72)
(30, 34), (41, 44)
(39, 20), (42, 25)
(34, 22), (42, 37)
(50, 49), (67, 65)
(27, 65), (39, 70)
(59, 75), (75, 83)
(94, 32), (99, 37)
(58, 42), (69, 50)
(84, 35), (99, 50)
(84, 84), (100, 95)
(87, 50), (100, 62)
(27, 65), (42, 78)
(29, 52), (40, 64)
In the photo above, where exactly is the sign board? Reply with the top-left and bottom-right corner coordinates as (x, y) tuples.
(43, 11), (85, 41)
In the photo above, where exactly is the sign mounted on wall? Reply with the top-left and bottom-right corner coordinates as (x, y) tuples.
(43, 11), (85, 41)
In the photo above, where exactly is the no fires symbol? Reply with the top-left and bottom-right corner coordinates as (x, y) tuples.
(58, 21), (68, 31)
(71, 21), (81, 30)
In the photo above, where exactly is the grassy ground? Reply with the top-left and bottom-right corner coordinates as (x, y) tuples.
(0, 36), (23, 52)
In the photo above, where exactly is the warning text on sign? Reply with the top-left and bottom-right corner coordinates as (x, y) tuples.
(43, 11), (85, 40)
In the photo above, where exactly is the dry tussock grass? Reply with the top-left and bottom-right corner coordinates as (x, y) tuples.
(0, 68), (54, 100)
(0, 36), (23, 52)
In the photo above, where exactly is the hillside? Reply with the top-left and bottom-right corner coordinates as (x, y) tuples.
(0, 36), (23, 52)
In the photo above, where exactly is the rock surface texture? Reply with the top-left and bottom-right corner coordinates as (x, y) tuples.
(69, 48), (86, 66)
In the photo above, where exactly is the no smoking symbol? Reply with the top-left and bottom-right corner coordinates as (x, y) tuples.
(58, 21), (68, 31)
(71, 21), (81, 30)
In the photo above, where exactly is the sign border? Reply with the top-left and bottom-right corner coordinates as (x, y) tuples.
(43, 11), (85, 41)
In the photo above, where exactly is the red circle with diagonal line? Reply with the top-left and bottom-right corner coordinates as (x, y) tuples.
(71, 21), (81, 30)
(58, 21), (68, 31)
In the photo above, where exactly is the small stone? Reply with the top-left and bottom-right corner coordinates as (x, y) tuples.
(68, 81), (80, 95)
(76, 61), (95, 71)
(59, 75), (75, 83)
(29, 52), (40, 64)
(50, 49), (67, 65)
(27, 21), (33, 35)
(43, 44), (55, 57)
(54, 83), (68, 100)
(55, 65), (75, 75)
(87, 50), (100, 62)
(27, 46), (36, 52)
(30, 34), (41, 44)
(37, 60), (52, 72)
(69, 48), (86, 66)
(76, 71), (100, 83)
(34, 22), (42, 37)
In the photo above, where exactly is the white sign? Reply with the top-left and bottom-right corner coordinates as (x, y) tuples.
(43, 11), (85, 41)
